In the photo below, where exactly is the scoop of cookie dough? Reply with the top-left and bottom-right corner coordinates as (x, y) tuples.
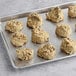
(32, 28), (49, 44)
(61, 38), (76, 55)
(5, 20), (23, 33)
(27, 12), (42, 28)
(11, 32), (27, 47)
(16, 48), (33, 61)
(46, 7), (64, 22)
(68, 5), (76, 18)
(55, 23), (72, 38)
(37, 43), (56, 60)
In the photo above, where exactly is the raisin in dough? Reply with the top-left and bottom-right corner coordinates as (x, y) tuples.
(11, 32), (27, 47)
(5, 20), (23, 33)
(37, 43), (56, 60)
(55, 23), (72, 38)
(46, 7), (64, 22)
(16, 48), (33, 61)
(27, 13), (42, 28)
(61, 38), (76, 55)
(32, 28), (49, 44)
(68, 5), (76, 18)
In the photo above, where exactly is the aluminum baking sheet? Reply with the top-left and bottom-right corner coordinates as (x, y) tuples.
(1, 2), (76, 69)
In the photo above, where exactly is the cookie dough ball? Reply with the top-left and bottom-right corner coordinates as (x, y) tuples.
(32, 28), (49, 44)
(55, 23), (72, 38)
(68, 5), (76, 18)
(46, 7), (64, 22)
(27, 12), (42, 28)
(11, 32), (27, 47)
(16, 48), (33, 61)
(5, 20), (23, 33)
(37, 43), (56, 60)
(61, 38), (76, 55)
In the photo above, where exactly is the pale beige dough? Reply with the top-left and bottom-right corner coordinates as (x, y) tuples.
(37, 43), (56, 60)
(5, 20), (23, 33)
(55, 23), (72, 38)
(32, 28), (49, 44)
(68, 5), (76, 18)
(27, 12), (43, 28)
(46, 7), (64, 22)
(11, 32), (27, 47)
(16, 48), (33, 61)
(61, 38), (76, 55)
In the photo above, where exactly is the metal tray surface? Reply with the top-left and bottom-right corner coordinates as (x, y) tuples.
(1, 2), (76, 69)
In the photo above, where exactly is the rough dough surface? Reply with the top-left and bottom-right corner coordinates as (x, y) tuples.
(5, 20), (23, 33)
(32, 28), (49, 44)
(37, 43), (56, 60)
(61, 38), (76, 55)
(16, 48), (33, 61)
(46, 7), (64, 22)
(55, 23), (72, 38)
(27, 12), (42, 28)
(11, 32), (27, 47)
(68, 5), (76, 18)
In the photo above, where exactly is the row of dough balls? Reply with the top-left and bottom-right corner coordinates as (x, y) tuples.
(5, 27), (49, 47)
(5, 5), (76, 33)
(16, 37), (76, 61)
(5, 21), (72, 47)
(16, 43), (55, 60)
(26, 5), (76, 29)
(46, 5), (76, 23)
(27, 5), (76, 28)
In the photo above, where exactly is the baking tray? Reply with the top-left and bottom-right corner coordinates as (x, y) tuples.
(1, 2), (76, 69)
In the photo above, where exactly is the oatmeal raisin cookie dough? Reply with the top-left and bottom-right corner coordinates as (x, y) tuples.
(68, 5), (76, 18)
(11, 32), (27, 47)
(55, 23), (72, 38)
(37, 43), (56, 60)
(5, 20), (23, 33)
(61, 38), (76, 55)
(46, 7), (64, 22)
(16, 48), (33, 61)
(32, 28), (49, 44)
(27, 12), (43, 28)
